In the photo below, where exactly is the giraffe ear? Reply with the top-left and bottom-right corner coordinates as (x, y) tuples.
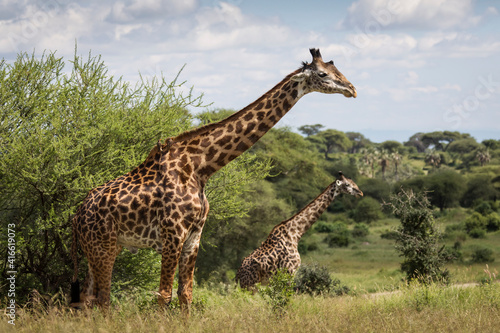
(291, 70), (310, 82)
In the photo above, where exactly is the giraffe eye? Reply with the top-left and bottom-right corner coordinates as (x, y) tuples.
(318, 72), (327, 78)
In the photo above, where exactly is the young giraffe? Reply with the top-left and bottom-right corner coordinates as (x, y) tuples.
(70, 48), (357, 314)
(236, 172), (363, 290)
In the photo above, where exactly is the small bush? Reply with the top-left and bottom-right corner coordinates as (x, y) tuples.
(351, 223), (370, 238)
(315, 221), (336, 233)
(474, 201), (494, 215)
(442, 242), (463, 263)
(464, 212), (487, 234)
(294, 263), (350, 296)
(297, 242), (308, 255)
(470, 247), (495, 263)
(468, 228), (486, 239)
(324, 222), (350, 247)
(260, 269), (295, 315)
(307, 242), (319, 252)
(352, 197), (383, 223)
(486, 212), (500, 232)
(380, 230), (399, 240)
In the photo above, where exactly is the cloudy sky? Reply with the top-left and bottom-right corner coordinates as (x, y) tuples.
(1, 0), (499, 143)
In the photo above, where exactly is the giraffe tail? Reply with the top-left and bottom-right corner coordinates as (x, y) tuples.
(70, 217), (80, 305)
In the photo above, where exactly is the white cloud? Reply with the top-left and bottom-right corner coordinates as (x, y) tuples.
(405, 71), (419, 85)
(106, 0), (198, 23)
(342, 0), (482, 30)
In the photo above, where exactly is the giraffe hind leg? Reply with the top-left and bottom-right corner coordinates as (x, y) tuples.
(84, 245), (120, 311)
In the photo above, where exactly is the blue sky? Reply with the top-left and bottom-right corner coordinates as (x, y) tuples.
(1, 0), (499, 143)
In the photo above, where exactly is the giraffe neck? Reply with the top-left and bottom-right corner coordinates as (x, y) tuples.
(283, 183), (340, 244)
(169, 69), (308, 183)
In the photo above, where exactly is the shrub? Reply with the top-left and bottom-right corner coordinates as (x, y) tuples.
(297, 242), (308, 255)
(380, 230), (399, 240)
(315, 221), (336, 233)
(468, 228), (486, 239)
(470, 247), (495, 263)
(294, 264), (332, 296)
(324, 222), (350, 247)
(260, 269), (295, 315)
(294, 263), (350, 296)
(464, 212), (487, 233)
(442, 242), (463, 263)
(474, 201), (494, 215)
(352, 197), (383, 223)
(486, 212), (500, 232)
(351, 223), (370, 238)
(385, 189), (450, 283)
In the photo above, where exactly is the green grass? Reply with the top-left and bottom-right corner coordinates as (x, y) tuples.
(7, 282), (500, 332)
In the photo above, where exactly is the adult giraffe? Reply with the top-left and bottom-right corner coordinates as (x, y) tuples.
(70, 48), (357, 314)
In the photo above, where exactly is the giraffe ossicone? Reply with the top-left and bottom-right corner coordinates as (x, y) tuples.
(70, 49), (356, 315)
(236, 172), (363, 290)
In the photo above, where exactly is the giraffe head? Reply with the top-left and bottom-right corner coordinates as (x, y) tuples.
(335, 171), (363, 197)
(291, 48), (357, 98)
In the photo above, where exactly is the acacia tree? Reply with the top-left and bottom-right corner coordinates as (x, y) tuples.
(0, 51), (271, 302)
(308, 129), (352, 159)
(298, 124), (324, 137)
(385, 189), (450, 283)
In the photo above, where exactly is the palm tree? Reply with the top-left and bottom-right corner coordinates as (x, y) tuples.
(360, 147), (379, 178)
(391, 151), (402, 180)
(425, 150), (441, 169)
(476, 149), (491, 167)
(379, 149), (390, 179)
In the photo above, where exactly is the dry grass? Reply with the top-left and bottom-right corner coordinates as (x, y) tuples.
(5, 282), (499, 333)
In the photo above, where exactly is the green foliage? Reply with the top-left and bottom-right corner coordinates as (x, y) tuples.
(294, 263), (350, 296)
(358, 178), (391, 202)
(486, 212), (500, 232)
(380, 140), (403, 153)
(427, 170), (466, 211)
(195, 108), (235, 125)
(315, 221), (336, 233)
(259, 268), (295, 315)
(470, 247), (495, 263)
(468, 228), (486, 239)
(461, 175), (498, 207)
(464, 212), (487, 236)
(474, 201), (494, 215)
(386, 189), (450, 283)
(298, 124), (324, 137)
(324, 222), (350, 247)
(380, 229), (399, 240)
(351, 223), (370, 238)
(447, 138), (481, 155)
(400, 170), (466, 211)
(351, 197), (383, 223)
(346, 131), (371, 153)
(111, 248), (161, 294)
(308, 129), (352, 159)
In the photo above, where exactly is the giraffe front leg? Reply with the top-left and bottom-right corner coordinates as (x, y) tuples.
(158, 232), (183, 308)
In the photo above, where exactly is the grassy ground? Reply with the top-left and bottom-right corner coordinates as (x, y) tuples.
(4, 208), (499, 331)
(5, 281), (499, 332)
